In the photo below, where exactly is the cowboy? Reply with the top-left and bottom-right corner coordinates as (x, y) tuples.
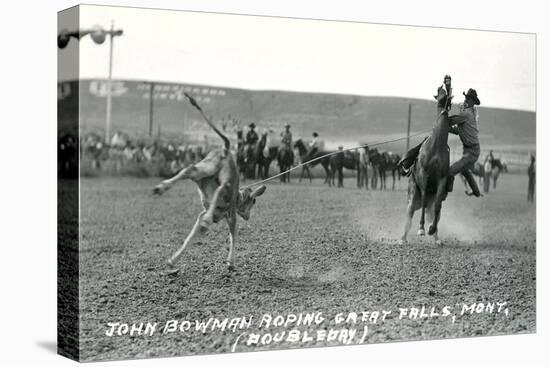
(303, 132), (321, 162)
(245, 123), (259, 146)
(300, 132), (321, 165)
(398, 88), (482, 197)
(281, 123), (293, 148)
(435, 74), (453, 115)
(310, 132), (320, 151)
(446, 88), (482, 197)
(486, 149), (495, 166)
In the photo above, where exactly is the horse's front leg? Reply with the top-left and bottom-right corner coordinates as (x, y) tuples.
(401, 181), (420, 244)
(401, 200), (416, 244)
(417, 190), (427, 236)
(428, 179), (447, 243)
(324, 165), (331, 186)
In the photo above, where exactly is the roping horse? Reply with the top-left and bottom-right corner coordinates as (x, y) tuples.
(400, 111), (450, 244)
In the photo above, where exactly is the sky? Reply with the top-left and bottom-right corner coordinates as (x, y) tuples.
(59, 4), (536, 111)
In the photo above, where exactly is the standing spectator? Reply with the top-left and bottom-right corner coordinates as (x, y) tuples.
(111, 131), (126, 149)
(527, 154), (536, 203)
(245, 123), (259, 146)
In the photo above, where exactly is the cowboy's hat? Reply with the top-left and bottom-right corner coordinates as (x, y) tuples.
(248, 122), (256, 128)
(463, 88), (480, 105)
(284, 123), (291, 128)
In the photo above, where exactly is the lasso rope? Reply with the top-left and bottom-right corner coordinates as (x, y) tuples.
(241, 128), (433, 189)
(181, 91), (433, 190)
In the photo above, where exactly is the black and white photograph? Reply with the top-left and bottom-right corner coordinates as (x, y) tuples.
(55, 3), (538, 363)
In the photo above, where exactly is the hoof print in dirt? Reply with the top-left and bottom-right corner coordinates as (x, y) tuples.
(163, 267), (180, 276)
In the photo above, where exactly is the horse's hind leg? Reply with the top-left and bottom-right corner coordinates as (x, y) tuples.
(324, 165), (331, 186)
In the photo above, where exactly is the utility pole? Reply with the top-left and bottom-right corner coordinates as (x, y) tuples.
(104, 21), (123, 143)
(58, 23), (123, 143)
(406, 103), (412, 152)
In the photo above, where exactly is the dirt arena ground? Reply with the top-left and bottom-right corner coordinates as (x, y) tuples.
(78, 173), (536, 361)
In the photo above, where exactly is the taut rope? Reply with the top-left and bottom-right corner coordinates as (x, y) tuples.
(241, 128), (432, 189)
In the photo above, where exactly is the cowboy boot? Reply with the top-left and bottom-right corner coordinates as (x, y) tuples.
(463, 170), (481, 197)
(398, 141), (426, 176)
(397, 156), (415, 176)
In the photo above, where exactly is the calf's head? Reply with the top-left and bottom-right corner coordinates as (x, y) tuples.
(237, 185), (267, 220)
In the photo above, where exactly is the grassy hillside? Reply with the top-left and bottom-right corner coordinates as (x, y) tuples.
(61, 79), (535, 154)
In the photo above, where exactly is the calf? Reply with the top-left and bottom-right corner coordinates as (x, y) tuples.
(153, 95), (266, 273)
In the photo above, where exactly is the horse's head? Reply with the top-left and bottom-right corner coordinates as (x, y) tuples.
(293, 139), (306, 155)
(258, 132), (267, 149)
(502, 161), (508, 173)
